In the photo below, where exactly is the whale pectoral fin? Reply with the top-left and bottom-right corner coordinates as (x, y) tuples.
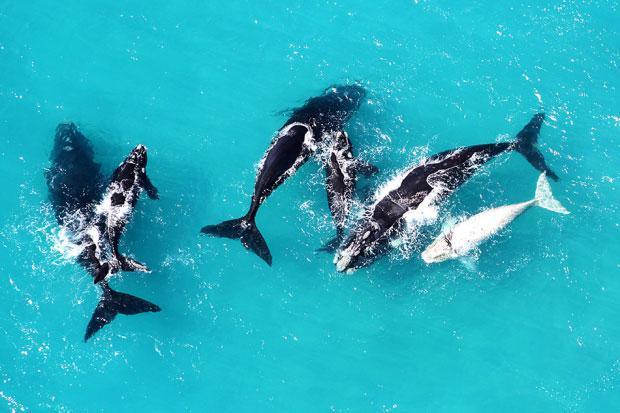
(119, 256), (151, 273)
(141, 173), (159, 200)
(357, 184), (376, 203)
(458, 254), (479, 273)
(354, 160), (379, 177)
(316, 235), (342, 253)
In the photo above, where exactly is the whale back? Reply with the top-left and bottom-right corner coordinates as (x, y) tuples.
(286, 85), (366, 136)
(45, 123), (105, 227)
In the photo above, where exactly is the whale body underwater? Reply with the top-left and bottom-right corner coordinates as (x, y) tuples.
(200, 84), (368, 265)
(46, 123), (160, 341)
(334, 113), (558, 272)
(319, 130), (378, 251)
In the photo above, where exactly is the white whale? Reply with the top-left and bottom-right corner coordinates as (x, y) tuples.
(422, 173), (569, 264)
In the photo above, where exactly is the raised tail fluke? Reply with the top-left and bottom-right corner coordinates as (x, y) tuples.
(534, 173), (570, 214)
(84, 283), (161, 342)
(514, 113), (559, 181)
(201, 216), (272, 265)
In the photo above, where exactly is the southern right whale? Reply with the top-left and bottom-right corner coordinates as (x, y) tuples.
(335, 113), (558, 272)
(320, 130), (378, 251)
(421, 172), (569, 264)
(87, 144), (159, 284)
(46, 123), (160, 341)
(46, 122), (105, 228)
(201, 84), (367, 265)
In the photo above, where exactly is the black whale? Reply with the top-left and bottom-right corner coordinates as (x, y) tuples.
(45, 123), (160, 341)
(201, 84), (367, 265)
(319, 130), (377, 252)
(335, 113), (558, 272)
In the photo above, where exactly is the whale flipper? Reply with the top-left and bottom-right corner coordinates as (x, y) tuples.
(141, 173), (159, 200)
(119, 255), (150, 273)
(458, 255), (479, 273)
(514, 113), (559, 181)
(317, 234), (342, 253)
(84, 283), (161, 342)
(201, 217), (272, 266)
(354, 160), (379, 177)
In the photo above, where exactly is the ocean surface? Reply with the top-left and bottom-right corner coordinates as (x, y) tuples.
(1, 1), (618, 411)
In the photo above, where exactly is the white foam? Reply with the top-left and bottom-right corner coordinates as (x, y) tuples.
(95, 182), (134, 230)
(402, 187), (442, 228)
(51, 227), (84, 260)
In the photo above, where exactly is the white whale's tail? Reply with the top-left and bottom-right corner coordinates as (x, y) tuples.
(534, 173), (570, 214)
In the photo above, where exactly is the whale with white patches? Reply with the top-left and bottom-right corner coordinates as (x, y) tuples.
(86, 144), (159, 283)
(319, 130), (378, 251)
(335, 113), (558, 272)
(45, 124), (160, 342)
(422, 173), (569, 263)
(201, 84), (367, 265)
(80, 144), (160, 340)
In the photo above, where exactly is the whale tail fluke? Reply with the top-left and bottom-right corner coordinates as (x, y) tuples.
(201, 216), (272, 266)
(514, 113), (559, 181)
(534, 173), (570, 214)
(119, 255), (151, 273)
(84, 283), (161, 342)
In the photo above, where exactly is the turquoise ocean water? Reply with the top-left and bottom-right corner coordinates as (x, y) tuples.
(1, 1), (619, 411)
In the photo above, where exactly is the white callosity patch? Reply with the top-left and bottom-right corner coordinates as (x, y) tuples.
(422, 173), (570, 263)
